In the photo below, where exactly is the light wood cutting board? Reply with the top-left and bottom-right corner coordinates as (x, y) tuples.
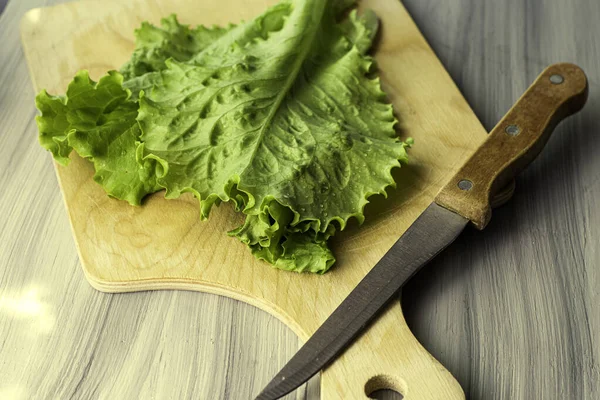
(20, 0), (488, 398)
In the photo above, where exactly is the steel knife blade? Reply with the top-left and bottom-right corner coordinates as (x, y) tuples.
(256, 63), (588, 400)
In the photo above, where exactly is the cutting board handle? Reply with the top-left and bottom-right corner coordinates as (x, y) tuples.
(320, 299), (464, 399)
(436, 63), (588, 229)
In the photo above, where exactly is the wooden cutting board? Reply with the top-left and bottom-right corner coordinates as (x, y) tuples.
(21, 0), (488, 398)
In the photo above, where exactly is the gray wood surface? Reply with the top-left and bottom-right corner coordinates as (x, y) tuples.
(0, 0), (598, 399)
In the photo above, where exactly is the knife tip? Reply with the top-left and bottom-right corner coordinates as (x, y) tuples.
(254, 376), (289, 400)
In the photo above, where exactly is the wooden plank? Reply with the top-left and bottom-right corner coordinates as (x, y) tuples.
(402, 1), (600, 399)
(19, 0), (489, 398)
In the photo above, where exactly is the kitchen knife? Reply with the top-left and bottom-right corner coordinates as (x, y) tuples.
(256, 63), (588, 400)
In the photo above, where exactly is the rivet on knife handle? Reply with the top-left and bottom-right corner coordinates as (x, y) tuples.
(435, 63), (588, 229)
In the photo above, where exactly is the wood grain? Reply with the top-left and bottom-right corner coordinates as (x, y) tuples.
(436, 63), (588, 229)
(19, 0), (490, 399)
(0, 0), (598, 399)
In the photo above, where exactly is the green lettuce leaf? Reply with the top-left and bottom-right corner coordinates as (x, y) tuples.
(36, 91), (71, 166)
(136, 0), (408, 272)
(36, 71), (161, 205)
(35, 0), (411, 273)
(36, 14), (237, 204)
(121, 14), (237, 98)
(120, 14), (235, 81)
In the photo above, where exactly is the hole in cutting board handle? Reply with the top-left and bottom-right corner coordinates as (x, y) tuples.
(365, 375), (406, 399)
(369, 389), (404, 399)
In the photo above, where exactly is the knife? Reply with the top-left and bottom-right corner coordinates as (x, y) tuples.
(256, 63), (588, 400)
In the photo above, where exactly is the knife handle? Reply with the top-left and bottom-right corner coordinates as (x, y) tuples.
(435, 63), (588, 229)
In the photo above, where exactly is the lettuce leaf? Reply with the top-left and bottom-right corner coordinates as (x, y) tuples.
(35, 0), (411, 273)
(36, 71), (161, 204)
(121, 14), (237, 98)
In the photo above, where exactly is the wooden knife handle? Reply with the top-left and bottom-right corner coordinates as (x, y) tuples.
(435, 63), (588, 229)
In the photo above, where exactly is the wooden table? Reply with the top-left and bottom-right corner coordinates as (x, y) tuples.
(0, 0), (598, 399)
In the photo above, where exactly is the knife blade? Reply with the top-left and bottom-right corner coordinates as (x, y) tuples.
(256, 63), (588, 400)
